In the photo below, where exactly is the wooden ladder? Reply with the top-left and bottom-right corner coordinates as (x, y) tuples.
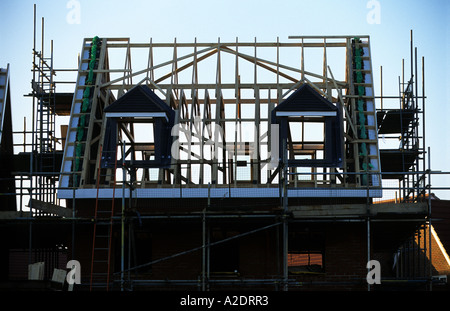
(89, 145), (118, 291)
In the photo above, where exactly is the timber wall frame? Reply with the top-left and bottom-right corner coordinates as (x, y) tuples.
(58, 36), (382, 198)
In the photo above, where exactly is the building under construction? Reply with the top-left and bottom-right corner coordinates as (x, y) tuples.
(1, 9), (449, 292)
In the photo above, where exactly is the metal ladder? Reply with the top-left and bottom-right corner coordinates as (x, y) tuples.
(32, 48), (58, 205)
(34, 52), (56, 154)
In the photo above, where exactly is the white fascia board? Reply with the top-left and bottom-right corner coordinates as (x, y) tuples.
(57, 187), (382, 199)
(105, 112), (168, 122)
(276, 111), (336, 117)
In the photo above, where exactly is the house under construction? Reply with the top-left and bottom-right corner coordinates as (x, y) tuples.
(0, 9), (449, 291)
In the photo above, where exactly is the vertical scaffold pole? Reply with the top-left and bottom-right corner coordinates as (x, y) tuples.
(367, 185), (371, 291)
(427, 146), (432, 291)
(202, 183), (210, 291)
(121, 140), (126, 291)
(282, 138), (288, 291)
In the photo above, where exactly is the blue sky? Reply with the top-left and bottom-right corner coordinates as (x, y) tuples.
(0, 0), (449, 197)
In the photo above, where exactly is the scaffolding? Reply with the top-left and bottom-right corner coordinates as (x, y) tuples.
(0, 6), (75, 283)
(377, 30), (427, 203)
(14, 5), (68, 214)
(376, 31), (431, 286)
(53, 34), (437, 291)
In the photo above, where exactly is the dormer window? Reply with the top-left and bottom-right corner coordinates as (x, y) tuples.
(101, 85), (175, 169)
(271, 84), (343, 168)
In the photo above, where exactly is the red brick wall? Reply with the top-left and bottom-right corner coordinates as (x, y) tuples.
(150, 230), (202, 280)
(316, 223), (368, 290)
(134, 222), (372, 290)
(74, 220), (379, 290)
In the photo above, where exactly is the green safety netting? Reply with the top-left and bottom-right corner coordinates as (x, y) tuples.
(73, 36), (100, 186)
(353, 38), (373, 185)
